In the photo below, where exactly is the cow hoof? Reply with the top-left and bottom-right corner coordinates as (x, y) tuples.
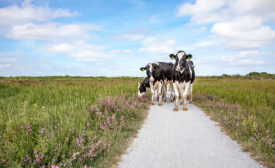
(170, 99), (174, 102)
(158, 103), (162, 106)
(173, 107), (178, 111)
(180, 102), (184, 105)
(183, 107), (188, 111)
(163, 100), (166, 102)
(190, 101), (193, 104)
(151, 102), (154, 105)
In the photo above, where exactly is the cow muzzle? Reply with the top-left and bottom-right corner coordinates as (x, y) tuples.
(176, 66), (185, 73)
(149, 77), (154, 82)
(138, 92), (145, 98)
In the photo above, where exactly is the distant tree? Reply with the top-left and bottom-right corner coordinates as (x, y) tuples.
(247, 72), (260, 76)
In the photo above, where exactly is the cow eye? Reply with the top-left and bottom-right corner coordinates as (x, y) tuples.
(143, 84), (146, 87)
(155, 66), (159, 69)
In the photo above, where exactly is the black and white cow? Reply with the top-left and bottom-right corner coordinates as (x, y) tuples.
(137, 77), (150, 98)
(169, 50), (195, 111)
(140, 62), (174, 106)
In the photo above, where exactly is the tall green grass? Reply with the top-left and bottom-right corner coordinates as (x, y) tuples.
(0, 77), (149, 167)
(193, 78), (275, 167)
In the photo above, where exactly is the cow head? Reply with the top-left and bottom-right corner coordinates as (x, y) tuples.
(137, 77), (150, 97)
(140, 63), (159, 83)
(138, 82), (146, 97)
(169, 50), (192, 73)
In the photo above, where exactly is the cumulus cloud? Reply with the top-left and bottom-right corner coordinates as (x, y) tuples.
(0, 64), (11, 69)
(0, 0), (101, 41)
(192, 40), (216, 48)
(221, 50), (268, 65)
(119, 33), (144, 41)
(110, 49), (132, 54)
(5, 23), (97, 40)
(0, 52), (20, 61)
(0, 0), (107, 63)
(177, 0), (275, 24)
(211, 16), (275, 50)
(0, 0), (78, 26)
(44, 41), (116, 61)
(139, 37), (176, 54)
(177, 0), (275, 50)
(118, 30), (146, 41)
(177, 0), (228, 24)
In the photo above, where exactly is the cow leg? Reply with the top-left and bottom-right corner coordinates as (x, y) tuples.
(183, 82), (191, 111)
(158, 81), (163, 106)
(179, 83), (184, 105)
(150, 83), (155, 105)
(169, 80), (174, 102)
(189, 84), (193, 104)
(173, 83), (179, 111)
(180, 87), (184, 105)
(162, 81), (167, 102)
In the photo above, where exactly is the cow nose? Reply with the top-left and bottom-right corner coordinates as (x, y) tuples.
(138, 95), (143, 98)
(149, 77), (154, 82)
(176, 66), (180, 71)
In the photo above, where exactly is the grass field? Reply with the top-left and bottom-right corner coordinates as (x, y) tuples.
(193, 78), (275, 167)
(1, 76), (274, 167)
(0, 77), (149, 167)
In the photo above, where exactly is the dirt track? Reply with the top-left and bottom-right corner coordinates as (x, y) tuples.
(118, 101), (262, 168)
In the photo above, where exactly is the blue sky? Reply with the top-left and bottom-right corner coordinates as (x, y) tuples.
(0, 0), (274, 76)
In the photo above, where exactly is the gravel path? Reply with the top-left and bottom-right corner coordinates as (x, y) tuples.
(118, 101), (262, 168)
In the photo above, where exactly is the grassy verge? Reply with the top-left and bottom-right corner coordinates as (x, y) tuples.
(0, 77), (149, 167)
(193, 78), (275, 167)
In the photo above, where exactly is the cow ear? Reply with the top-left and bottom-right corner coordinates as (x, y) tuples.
(169, 54), (176, 60)
(186, 54), (192, 60)
(140, 67), (146, 71)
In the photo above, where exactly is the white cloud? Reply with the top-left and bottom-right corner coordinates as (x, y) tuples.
(0, 0), (78, 27)
(193, 40), (216, 48)
(0, 52), (21, 61)
(177, 0), (275, 24)
(120, 33), (143, 41)
(192, 26), (206, 34)
(110, 49), (132, 54)
(0, 64), (11, 69)
(0, 0), (101, 41)
(221, 50), (268, 65)
(177, 0), (228, 24)
(139, 37), (176, 54)
(177, 0), (275, 50)
(211, 16), (275, 50)
(118, 30), (145, 41)
(44, 41), (115, 61)
(5, 23), (96, 40)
